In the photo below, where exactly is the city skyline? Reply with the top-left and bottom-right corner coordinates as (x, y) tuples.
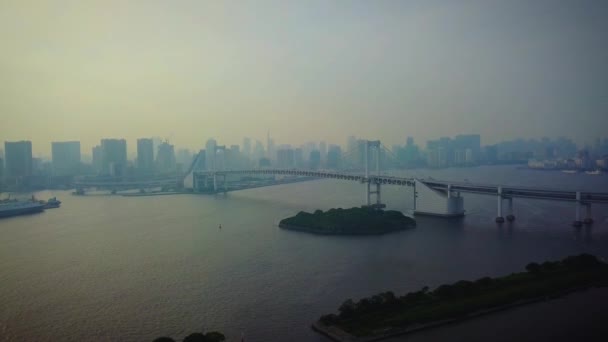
(2, 1), (608, 156)
(2, 132), (603, 161)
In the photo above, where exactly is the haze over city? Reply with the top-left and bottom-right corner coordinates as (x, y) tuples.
(2, 0), (607, 156)
(3, 2), (608, 342)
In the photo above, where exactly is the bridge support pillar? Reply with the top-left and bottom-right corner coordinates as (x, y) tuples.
(376, 182), (381, 207)
(496, 187), (505, 223)
(506, 197), (515, 222)
(213, 174), (218, 193)
(573, 191), (583, 227)
(583, 203), (593, 225)
(366, 181), (371, 206)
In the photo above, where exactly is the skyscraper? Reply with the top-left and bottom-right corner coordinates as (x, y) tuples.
(243, 137), (252, 159)
(4, 141), (32, 178)
(101, 139), (127, 176)
(205, 139), (217, 170)
(327, 145), (342, 169)
(156, 141), (176, 174)
(51, 141), (81, 176)
(319, 141), (327, 166)
(137, 138), (154, 175)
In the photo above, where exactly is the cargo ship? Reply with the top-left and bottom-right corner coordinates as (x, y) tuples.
(0, 200), (46, 218)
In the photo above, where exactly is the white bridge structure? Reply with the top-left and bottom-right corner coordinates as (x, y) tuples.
(183, 140), (608, 227)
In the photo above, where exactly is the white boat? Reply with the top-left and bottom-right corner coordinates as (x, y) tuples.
(561, 170), (578, 174)
(585, 170), (602, 175)
(0, 200), (45, 218)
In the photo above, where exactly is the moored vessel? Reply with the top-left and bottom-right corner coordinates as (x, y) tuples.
(44, 197), (62, 209)
(0, 200), (45, 218)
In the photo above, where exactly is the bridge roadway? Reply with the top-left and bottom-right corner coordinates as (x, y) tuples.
(194, 169), (608, 204)
(73, 178), (180, 189)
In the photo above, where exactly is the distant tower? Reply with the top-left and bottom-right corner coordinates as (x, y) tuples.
(205, 139), (217, 171)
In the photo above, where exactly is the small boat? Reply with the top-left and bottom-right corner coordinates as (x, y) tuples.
(585, 170), (602, 175)
(561, 170), (578, 174)
(44, 197), (61, 209)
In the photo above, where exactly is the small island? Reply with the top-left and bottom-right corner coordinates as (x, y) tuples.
(279, 207), (416, 235)
(313, 254), (608, 341)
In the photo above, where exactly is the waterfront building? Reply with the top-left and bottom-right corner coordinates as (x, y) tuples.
(205, 139), (217, 171)
(137, 138), (155, 175)
(101, 139), (127, 176)
(294, 148), (304, 168)
(156, 141), (176, 174)
(51, 141), (81, 176)
(277, 147), (295, 168)
(327, 145), (342, 169)
(242, 137), (252, 160)
(319, 141), (327, 165)
(4, 141), (32, 178)
(309, 150), (321, 169)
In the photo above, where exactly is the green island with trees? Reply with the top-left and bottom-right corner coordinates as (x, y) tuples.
(279, 207), (416, 235)
(315, 254), (608, 340)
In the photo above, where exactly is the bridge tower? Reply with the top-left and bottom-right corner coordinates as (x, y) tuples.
(363, 140), (385, 209)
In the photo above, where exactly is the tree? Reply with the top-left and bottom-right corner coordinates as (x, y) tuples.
(526, 262), (542, 275)
(338, 299), (356, 318)
(183, 333), (207, 342)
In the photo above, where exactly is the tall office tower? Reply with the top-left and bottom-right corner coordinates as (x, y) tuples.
(156, 141), (176, 174)
(137, 138), (155, 175)
(205, 139), (217, 170)
(309, 150), (321, 169)
(51, 141), (81, 176)
(215, 145), (226, 171)
(277, 147), (295, 168)
(101, 139), (127, 176)
(319, 141), (327, 165)
(243, 137), (252, 159)
(327, 145), (342, 169)
(4, 141), (33, 178)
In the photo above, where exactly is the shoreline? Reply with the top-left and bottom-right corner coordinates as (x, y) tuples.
(278, 223), (412, 235)
(312, 284), (607, 342)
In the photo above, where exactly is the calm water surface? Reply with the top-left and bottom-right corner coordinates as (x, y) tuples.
(1, 166), (607, 341)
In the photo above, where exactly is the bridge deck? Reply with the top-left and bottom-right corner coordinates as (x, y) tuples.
(193, 169), (608, 203)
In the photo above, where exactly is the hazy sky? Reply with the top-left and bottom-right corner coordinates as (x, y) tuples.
(1, 0), (607, 156)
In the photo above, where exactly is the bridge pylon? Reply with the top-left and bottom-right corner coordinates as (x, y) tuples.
(362, 140), (384, 209)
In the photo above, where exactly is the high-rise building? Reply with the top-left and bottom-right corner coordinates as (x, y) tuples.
(156, 141), (176, 174)
(215, 145), (226, 171)
(226, 145), (240, 169)
(4, 141), (32, 178)
(319, 141), (327, 165)
(327, 145), (342, 169)
(176, 148), (193, 169)
(137, 138), (155, 175)
(101, 139), (127, 176)
(277, 147), (295, 168)
(51, 141), (81, 176)
(0, 157), (4, 185)
(454, 134), (481, 162)
(294, 148), (304, 168)
(205, 139), (217, 170)
(243, 137), (252, 159)
(309, 150), (321, 169)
